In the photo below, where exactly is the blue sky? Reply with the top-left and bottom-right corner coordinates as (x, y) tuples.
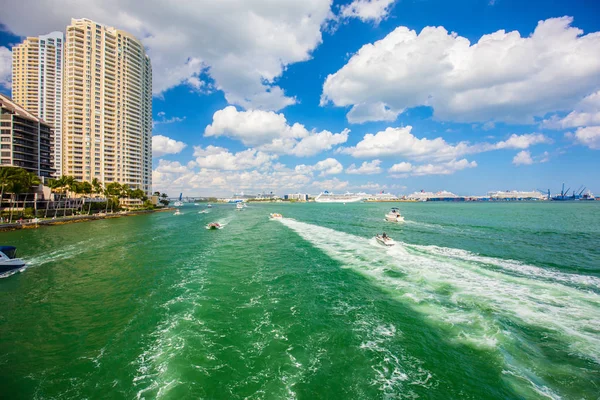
(1, 0), (600, 196)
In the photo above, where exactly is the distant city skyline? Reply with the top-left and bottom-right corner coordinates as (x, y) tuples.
(1, 0), (599, 197)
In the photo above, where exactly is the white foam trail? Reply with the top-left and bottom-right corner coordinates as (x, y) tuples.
(404, 243), (600, 289)
(277, 218), (600, 397)
(23, 239), (97, 267)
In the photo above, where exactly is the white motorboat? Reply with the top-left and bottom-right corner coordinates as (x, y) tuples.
(207, 204), (212, 208)
(174, 209), (182, 215)
(236, 202), (244, 211)
(0, 246), (26, 273)
(269, 213), (283, 220)
(199, 210), (209, 214)
(375, 234), (396, 247)
(206, 222), (223, 230)
(385, 208), (405, 222)
(173, 201), (184, 207)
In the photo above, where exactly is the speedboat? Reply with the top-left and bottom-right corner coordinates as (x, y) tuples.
(375, 234), (396, 247)
(199, 210), (209, 214)
(269, 213), (283, 219)
(206, 222), (222, 230)
(174, 209), (182, 216)
(173, 201), (184, 207)
(236, 203), (244, 211)
(0, 246), (26, 273)
(385, 208), (404, 223)
(207, 204), (212, 208)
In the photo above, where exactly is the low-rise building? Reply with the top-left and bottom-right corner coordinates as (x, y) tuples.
(284, 193), (308, 201)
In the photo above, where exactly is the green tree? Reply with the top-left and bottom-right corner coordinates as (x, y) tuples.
(79, 181), (93, 214)
(159, 192), (170, 206)
(105, 182), (122, 213)
(0, 167), (22, 213)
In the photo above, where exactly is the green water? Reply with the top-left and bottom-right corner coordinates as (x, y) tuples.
(1, 203), (599, 399)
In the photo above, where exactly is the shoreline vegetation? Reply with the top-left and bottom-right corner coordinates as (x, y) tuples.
(0, 166), (173, 231)
(0, 207), (173, 232)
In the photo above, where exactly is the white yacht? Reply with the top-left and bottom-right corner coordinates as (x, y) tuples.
(314, 191), (364, 203)
(236, 202), (244, 211)
(385, 208), (405, 222)
(375, 234), (396, 247)
(0, 246), (26, 273)
(173, 201), (184, 207)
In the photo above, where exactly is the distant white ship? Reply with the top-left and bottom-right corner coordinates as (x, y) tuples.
(314, 191), (364, 203)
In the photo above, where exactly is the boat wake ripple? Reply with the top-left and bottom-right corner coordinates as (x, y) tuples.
(278, 218), (600, 399)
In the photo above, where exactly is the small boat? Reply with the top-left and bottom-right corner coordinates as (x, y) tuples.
(375, 234), (396, 247)
(206, 222), (222, 230)
(385, 208), (405, 223)
(0, 246), (26, 273)
(174, 209), (182, 216)
(194, 203), (199, 206)
(199, 210), (209, 214)
(269, 213), (283, 219)
(236, 202), (244, 211)
(207, 204), (212, 208)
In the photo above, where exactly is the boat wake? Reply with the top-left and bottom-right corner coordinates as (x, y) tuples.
(277, 218), (600, 399)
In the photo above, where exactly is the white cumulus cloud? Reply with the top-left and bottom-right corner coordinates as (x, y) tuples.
(193, 146), (276, 171)
(152, 135), (187, 157)
(322, 17), (600, 124)
(513, 151), (534, 165)
(389, 159), (477, 176)
(0, 47), (11, 89)
(295, 158), (343, 176)
(389, 162), (413, 173)
(339, 0), (397, 23)
(346, 160), (382, 175)
(542, 91), (600, 129)
(205, 106), (349, 156)
(341, 126), (551, 161)
(0, 0), (334, 110)
(568, 126), (600, 150)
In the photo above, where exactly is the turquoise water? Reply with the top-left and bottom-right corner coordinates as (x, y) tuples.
(0, 203), (599, 399)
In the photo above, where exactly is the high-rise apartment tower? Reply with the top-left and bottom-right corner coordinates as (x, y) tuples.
(62, 18), (152, 194)
(12, 32), (64, 176)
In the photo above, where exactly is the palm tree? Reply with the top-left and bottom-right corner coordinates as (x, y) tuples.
(6, 176), (25, 223)
(90, 178), (103, 214)
(0, 167), (21, 218)
(79, 181), (92, 214)
(21, 171), (41, 218)
(47, 178), (61, 218)
(105, 182), (122, 213)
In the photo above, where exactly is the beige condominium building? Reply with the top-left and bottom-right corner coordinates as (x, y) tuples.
(12, 32), (64, 176)
(62, 18), (152, 195)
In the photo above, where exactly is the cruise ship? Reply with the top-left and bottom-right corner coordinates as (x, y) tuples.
(314, 191), (364, 203)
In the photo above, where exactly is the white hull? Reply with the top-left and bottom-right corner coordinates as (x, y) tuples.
(375, 236), (396, 246)
(385, 214), (405, 223)
(315, 196), (363, 203)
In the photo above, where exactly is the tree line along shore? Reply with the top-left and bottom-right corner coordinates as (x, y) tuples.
(0, 166), (171, 228)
